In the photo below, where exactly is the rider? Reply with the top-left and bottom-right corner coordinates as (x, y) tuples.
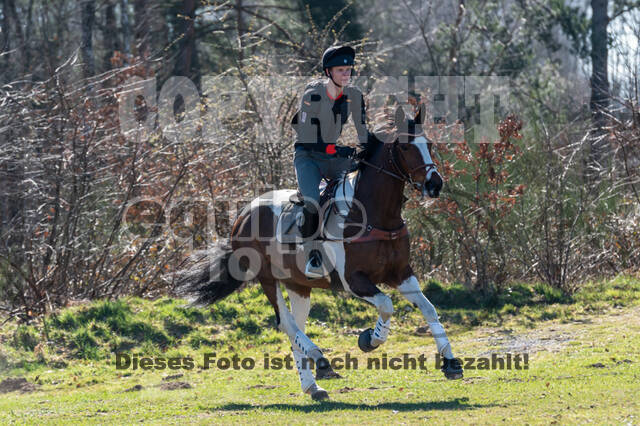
(291, 45), (372, 278)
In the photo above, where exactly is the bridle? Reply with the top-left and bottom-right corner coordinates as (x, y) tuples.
(358, 133), (437, 191)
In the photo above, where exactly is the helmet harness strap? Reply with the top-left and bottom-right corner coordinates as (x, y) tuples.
(326, 68), (343, 88)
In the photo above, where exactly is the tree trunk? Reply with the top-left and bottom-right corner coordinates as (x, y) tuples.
(6, 0), (23, 55)
(103, 0), (121, 69)
(81, 0), (96, 78)
(134, 0), (148, 59)
(120, 0), (131, 54)
(2, 0), (25, 80)
(24, 0), (34, 74)
(151, 4), (169, 58)
(589, 0), (610, 174)
(1, 0), (11, 80)
(236, 0), (244, 63)
(173, 0), (198, 83)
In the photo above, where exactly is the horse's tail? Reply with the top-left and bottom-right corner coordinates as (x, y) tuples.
(173, 240), (246, 307)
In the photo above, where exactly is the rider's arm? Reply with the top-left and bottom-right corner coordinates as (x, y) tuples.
(291, 83), (322, 144)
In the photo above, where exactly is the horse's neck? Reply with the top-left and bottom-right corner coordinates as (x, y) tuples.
(352, 147), (406, 229)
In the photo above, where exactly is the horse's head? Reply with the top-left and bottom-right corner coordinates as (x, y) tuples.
(391, 105), (443, 198)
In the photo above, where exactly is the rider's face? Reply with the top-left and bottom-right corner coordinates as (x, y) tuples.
(330, 66), (352, 86)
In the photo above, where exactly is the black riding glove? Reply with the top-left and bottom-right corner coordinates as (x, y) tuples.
(335, 146), (355, 158)
(351, 148), (368, 161)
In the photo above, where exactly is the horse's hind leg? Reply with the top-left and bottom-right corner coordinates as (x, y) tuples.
(260, 278), (330, 400)
(286, 285), (317, 393)
(397, 274), (463, 379)
(287, 283), (342, 381)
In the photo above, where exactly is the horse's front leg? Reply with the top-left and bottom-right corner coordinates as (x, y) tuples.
(345, 271), (394, 352)
(397, 274), (463, 379)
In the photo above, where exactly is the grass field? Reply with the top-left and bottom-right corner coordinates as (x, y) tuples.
(1, 276), (639, 424)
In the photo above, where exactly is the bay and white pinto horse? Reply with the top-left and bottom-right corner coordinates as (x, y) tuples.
(176, 106), (463, 401)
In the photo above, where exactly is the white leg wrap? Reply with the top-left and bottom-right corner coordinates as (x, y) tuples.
(361, 292), (394, 321)
(285, 287), (317, 394)
(276, 284), (322, 360)
(398, 276), (455, 359)
(288, 289), (310, 332)
(429, 321), (453, 358)
(294, 330), (322, 359)
(371, 316), (391, 346)
(292, 349), (315, 392)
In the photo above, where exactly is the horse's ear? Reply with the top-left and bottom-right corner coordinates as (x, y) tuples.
(394, 106), (406, 127)
(414, 103), (425, 125)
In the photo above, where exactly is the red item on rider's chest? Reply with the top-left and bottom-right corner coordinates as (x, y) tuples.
(325, 144), (337, 155)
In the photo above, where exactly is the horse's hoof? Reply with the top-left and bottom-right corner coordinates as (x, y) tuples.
(316, 366), (343, 380)
(311, 388), (330, 401)
(316, 369), (343, 380)
(358, 328), (379, 352)
(305, 383), (330, 401)
(315, 357), (341, 380)
(441, 357), (464, 380)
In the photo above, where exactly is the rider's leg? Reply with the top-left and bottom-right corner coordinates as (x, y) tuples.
(294, 149), (329, 277)
(294, 150), (353, 234)
(294, 148), (322, 238)
(326, 156), (356, 181)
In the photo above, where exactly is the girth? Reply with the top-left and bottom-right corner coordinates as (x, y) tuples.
(345, 222), (409, 244)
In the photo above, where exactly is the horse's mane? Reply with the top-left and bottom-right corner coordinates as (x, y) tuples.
(356, 113), (397, 170)
(357, 105), (418, 171)
(355, 132), (384, 173)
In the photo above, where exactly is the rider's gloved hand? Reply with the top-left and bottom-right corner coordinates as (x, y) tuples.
(335, 146), (355, 158)
(351, 148), (367, 161)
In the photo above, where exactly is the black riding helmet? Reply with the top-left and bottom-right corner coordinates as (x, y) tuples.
(322, 45), (355, 87)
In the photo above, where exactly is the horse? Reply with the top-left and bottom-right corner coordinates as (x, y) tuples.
(175, 105), (463, 401)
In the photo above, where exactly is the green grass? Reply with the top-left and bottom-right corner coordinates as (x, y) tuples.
(1, 275), (639, 424)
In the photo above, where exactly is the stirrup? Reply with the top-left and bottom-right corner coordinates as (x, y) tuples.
(304, 249), (326, 279)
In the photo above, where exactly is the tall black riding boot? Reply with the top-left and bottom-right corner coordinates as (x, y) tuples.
(297, 205), (324, 278)
(298, 204), (319, 239)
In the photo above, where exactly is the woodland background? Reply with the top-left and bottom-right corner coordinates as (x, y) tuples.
(1, 0), (639, 318)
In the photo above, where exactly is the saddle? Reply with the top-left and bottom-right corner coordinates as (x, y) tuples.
(276, 174), (357, 244)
